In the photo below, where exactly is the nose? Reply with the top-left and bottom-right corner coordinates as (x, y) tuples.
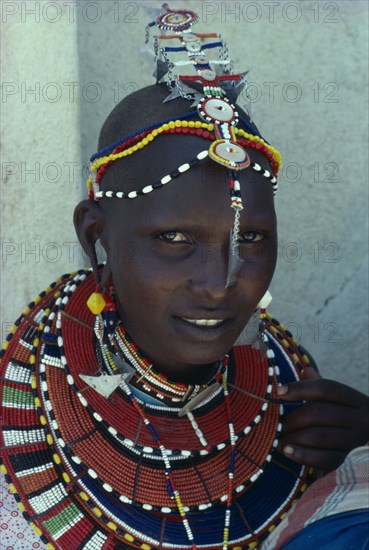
(188, 242), (233, 301)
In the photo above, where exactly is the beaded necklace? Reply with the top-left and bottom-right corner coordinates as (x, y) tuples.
(1, 269), (314, 549)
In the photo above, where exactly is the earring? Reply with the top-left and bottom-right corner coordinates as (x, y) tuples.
(257, 290), (272, 356)
(257, 290), (272, 310)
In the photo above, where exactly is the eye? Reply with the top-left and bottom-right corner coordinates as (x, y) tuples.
(239, 231), (264, 243)
(157, 231), (192, 244)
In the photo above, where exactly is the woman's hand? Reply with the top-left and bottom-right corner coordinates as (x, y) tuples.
(277, 367), (369, 471)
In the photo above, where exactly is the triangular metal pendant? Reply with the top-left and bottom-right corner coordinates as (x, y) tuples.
(178, 383), (220, 417)
(79, 373), (128, 398)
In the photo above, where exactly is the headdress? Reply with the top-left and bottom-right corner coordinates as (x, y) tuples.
(87, 3), (282, 286)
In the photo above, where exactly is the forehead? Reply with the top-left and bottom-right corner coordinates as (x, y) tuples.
(100, 134), (276, 228)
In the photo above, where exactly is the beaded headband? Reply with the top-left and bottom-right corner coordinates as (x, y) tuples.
(87, 3), (282, 285)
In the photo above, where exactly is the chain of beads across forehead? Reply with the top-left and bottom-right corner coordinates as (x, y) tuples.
(89, 121), (281, 201)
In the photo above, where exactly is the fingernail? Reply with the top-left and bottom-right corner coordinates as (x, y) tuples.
(277, 385), (288, 396)
(283, 445), (294, 456)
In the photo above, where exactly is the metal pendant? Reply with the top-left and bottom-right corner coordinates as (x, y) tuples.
(79, 372), (128, 398)
(178, 383), (220, 417)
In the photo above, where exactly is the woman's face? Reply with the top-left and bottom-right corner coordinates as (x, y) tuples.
(99, 135), (278, 383)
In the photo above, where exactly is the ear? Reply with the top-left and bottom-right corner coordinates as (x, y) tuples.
(74, 200), (104, 278)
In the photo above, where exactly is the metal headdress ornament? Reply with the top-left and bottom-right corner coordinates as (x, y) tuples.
(87, 3), (282, 285)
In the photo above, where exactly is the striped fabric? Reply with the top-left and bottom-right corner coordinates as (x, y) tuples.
(261, 445), (369, 549)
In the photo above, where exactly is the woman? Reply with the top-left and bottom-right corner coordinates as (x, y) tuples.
(1, 5), (368, 549)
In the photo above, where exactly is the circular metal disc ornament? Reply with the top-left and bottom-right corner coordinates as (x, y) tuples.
(156, 9), (199, 32)
(185, 41), (202, 53)
(209, 140), (250, 170)
(198, 97), (236, 124)
(200, 69), (217, 81)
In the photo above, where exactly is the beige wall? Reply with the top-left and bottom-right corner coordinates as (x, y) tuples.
(1, 1), (368, 392)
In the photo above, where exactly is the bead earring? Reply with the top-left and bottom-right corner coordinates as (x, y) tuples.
(257, 290), (272, 356)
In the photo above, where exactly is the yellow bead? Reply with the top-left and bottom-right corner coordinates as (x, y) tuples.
(141, 545), (151, 550)
(249, 543), (258, 549)
(92, 507), (102, 517)
(148, 134), (154, 141)
(2, 341), (9, 350)
(301, 483), (308, 492)
(195, 121), (201, 128)
(9, 483), (17, 494)
(53, 453), (61, 465)
(46, 544), (55, 550)
(30, 355), (36, 365)
(31, 524), (43, 536)
(189, 121), (195, 127)
(46, 434), (53, 444)
(40, 416), (47, 425)
(107, 521), (117, 531)
(163, 123), (169, 131)
(182, 121), (188, 127)
(86, 292), (106, 315)
(22, 306), (30, 315)
(18, 502), (26, 512)
(152, 129), (158, 136)
(137, 142), (144, 149)
(31, 376), (37, 389)
(79, 492), (89, 501)
(0, 465), (7, 475)
(62, 472), (71, 483)
(169, 121), (175, 128)
(268, 524), (276, 532)
(124, 534), (134, 542)
(142, 138), (148, 145)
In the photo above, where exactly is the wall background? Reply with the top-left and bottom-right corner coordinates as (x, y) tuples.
(1, 0), (368, 392)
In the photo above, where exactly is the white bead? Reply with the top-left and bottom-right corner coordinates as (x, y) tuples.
(161, 507), (172, 513)
(88, 468), (97, 479)
(143, 503), (152, 510)
(128, 191), (137, 198)
(178, 163), (190, 173)
(116, 192), (124, 198)
(106, 191), (114, 198)
(142, 185), (153, 194)
(197, 150), (208, 160)
(143, 446), (153, 453)
(161, 175), (172, 184)
(236, 484), (245, 493)
(257, 290), (272, 309)
(253, 162), (261, 171)
(103, 483), (113, 492)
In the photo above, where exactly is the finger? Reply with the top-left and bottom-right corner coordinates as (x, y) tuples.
(281, 401), (358, 433)
(278, 426), (360, 452)
(278, 378), (369, 407)
(277, 444), (347, 471)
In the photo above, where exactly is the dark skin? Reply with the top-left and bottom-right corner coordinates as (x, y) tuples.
(75, 89), (369, 473)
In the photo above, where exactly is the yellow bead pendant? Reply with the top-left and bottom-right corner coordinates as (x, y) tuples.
(87, 292), (106, 315)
